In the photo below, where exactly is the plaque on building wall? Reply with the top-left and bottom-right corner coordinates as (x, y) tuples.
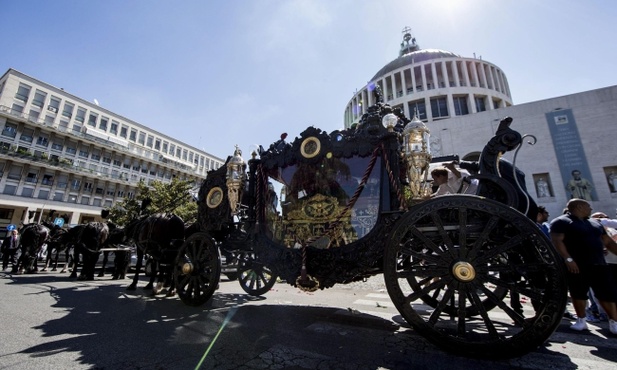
(546, 109), (597, 201)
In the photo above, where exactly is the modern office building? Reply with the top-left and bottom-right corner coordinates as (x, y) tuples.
(345, 29), (617, 217)
(0, 68), (224, 236)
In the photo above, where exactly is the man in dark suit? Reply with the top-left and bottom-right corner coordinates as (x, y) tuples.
(2, 229), (20, 271)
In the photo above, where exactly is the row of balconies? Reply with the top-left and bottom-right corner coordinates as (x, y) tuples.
(1, 105), (208, 176)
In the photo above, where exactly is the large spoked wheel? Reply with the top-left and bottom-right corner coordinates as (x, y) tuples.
(174, 232), (221, 306)
(384, 195), (567, 359)
(237, 252), (277, 296)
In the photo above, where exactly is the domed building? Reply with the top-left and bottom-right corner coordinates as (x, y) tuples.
(344, 27), (513, 140)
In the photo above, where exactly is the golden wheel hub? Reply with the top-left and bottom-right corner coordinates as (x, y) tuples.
(452, 261), (476, 282)
(182, 262), (194, 275)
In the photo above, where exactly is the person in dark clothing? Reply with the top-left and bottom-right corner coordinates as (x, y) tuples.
(2, 229), (20, 271)
(550, 198), (617, 334)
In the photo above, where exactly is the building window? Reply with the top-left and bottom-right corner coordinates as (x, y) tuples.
(36, 134), (49, 147)
(99, 117), (108, 131)
(93, 198), (102, 207)
(95, 187), (104, 195)
(48, 97), (61, 114)
(2, 123), (18, 138)
(475, 96), (486, 112)
(79, 149), (89, 158)
(26, 172), (38, 183)
(11, 103), (24, 115)
(493, 99), (501, 109)
(169, 144), (175, 156)
(102, 156), (111, 164)
(3, 185), (17, 195)
(75, 107), (86, 123)
(182, 149), (188, 161)
(117, 190), (125, 198)
(62, 102), (74, 119)
(88, 113), (98, 127)
(83, 182), (93, 193)
(20, 128), (34, 143)
(42, 174), (54, 186)
(32, 90), (46, 108)
(129, 129), (137, 142)
(408, 100), (427, 120)
(81, 196), (90, 205)
(110, 121), (119, 134)
(138, 132), (145, 145)
(106, 188), (115, 196)
(146, 135), (153, 148)
(71, 179), (81, 190)
(453, 96), (469, 116)
(154, 139), (161, 150)
(38, 189), (50, 200)
(21, 187), (34, 197)
(15, 83), (31, 102)
(51, 142), (63, 151)
(53, 192), (64, 201)
(72, 125), (82, 135)
(57, 175), (68, 189)
(120, 125), (128, 138)
(176, 147), (182, 158)
(430, 97), (449, 118)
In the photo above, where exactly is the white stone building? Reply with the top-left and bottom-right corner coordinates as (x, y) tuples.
(345, 29), (617, 218)
(0, 68), (224, 237)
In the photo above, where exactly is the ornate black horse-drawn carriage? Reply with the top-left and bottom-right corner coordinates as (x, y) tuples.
(172, 94), (567, 358)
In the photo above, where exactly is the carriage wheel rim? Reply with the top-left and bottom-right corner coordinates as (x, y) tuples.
(451, 261), (475, 282)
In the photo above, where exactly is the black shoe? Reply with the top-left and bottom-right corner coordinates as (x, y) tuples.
(563, 311), (576, 320)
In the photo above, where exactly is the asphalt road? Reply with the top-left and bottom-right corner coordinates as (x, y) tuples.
(1, 270), (616, 370)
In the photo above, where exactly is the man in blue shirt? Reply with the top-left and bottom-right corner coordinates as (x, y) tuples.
(550, 199), (617, 334)
(536, 206), (550, 237)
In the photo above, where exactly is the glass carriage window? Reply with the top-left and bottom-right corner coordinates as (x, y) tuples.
(265, 155), (382, 247)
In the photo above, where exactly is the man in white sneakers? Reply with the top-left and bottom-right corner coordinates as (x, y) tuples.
(550, 199), (617, 334)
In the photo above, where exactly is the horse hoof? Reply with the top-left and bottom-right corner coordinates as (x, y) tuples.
(51, 268), (57, 272)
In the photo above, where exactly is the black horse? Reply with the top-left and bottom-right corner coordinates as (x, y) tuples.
(41, 227), (74, 272)
(125, 213), (185, 295)
(70, 222), (109, 281)
(97, 224), (131, 279)
(13, 224), (50, 274)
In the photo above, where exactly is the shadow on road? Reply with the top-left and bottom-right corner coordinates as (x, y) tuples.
(0, 273), (587, 369)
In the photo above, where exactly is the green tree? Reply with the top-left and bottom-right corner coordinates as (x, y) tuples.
(107, 178), (198, 226)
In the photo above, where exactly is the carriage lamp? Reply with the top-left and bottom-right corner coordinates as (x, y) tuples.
(403, 114), (432, 200)
(382, 113), (398, 132)
(226, 145), (246, 216)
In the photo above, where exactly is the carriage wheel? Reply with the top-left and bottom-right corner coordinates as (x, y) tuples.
(384, 195), (567, 359)
(237, 252), (277, 296)
(174, 232), (221, 306)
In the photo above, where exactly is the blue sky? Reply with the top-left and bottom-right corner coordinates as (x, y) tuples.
(2, 0), (615, 159)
